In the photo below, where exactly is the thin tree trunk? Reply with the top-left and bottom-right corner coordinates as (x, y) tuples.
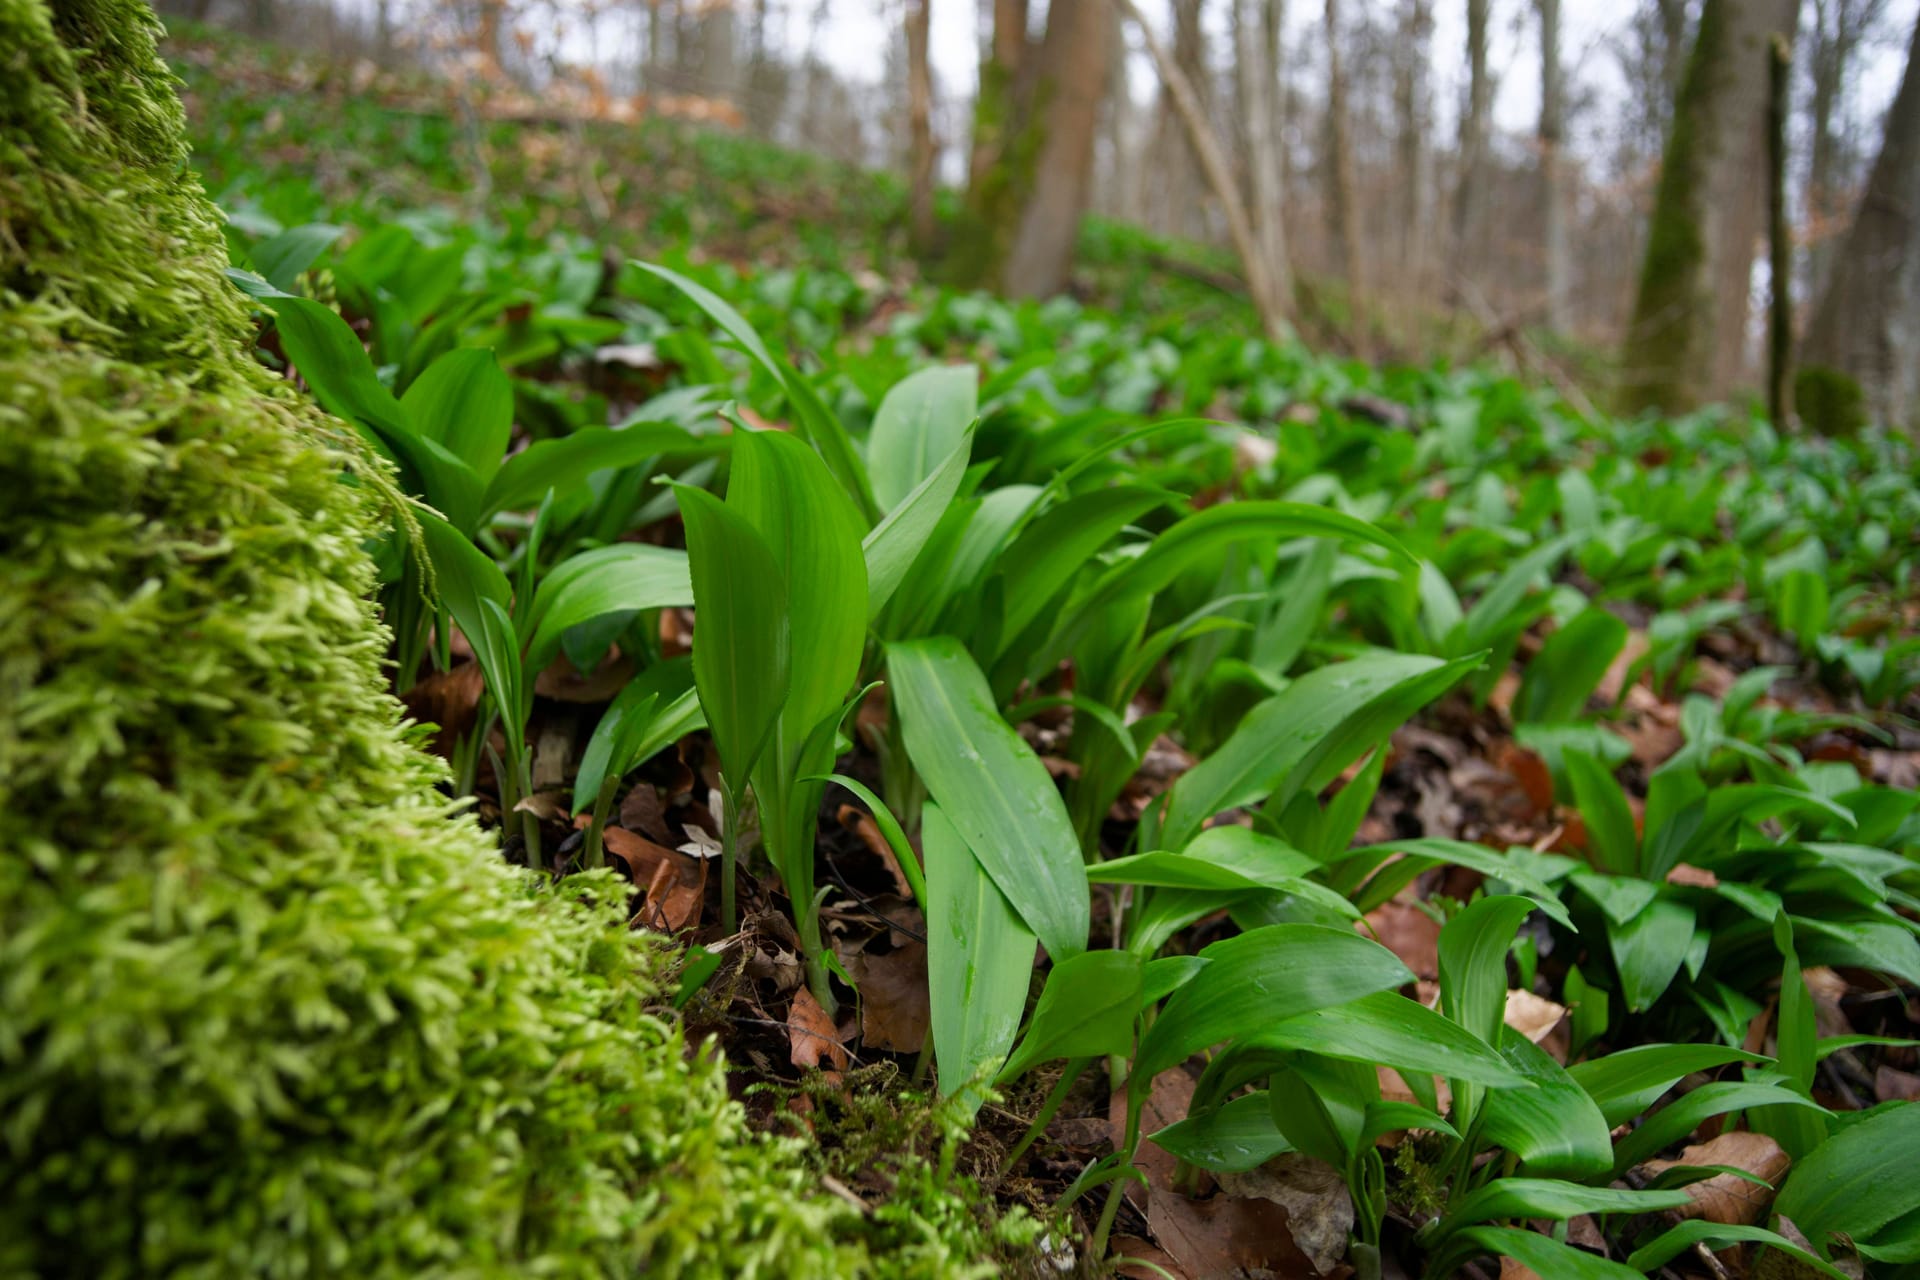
(1452, 0), (1491, 257)
(995, 0), (1111, 297)
(1238, 0), (1292, 309)
(1114, 0), (1289, 339)
(1801, 13), (1920, 427)
(1393, 0), (1433, 301)
(1324, 0), (1361, 308)
(968, 0), (1029, 192)
(1620, 0), (1799, 414)
(1767, 34), (1792, 425)
(1538, 0), (1570, 333)
(906, 0), (937, 256)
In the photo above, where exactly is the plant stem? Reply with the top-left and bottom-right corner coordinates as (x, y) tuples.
(583, 773), (619, 870)
(720, 782), (741, 934)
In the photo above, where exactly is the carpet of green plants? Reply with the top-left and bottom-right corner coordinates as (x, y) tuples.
(8, 13), (1920, 1278)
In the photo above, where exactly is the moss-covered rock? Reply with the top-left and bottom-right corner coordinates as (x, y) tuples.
(0, 2), (1010, 1275)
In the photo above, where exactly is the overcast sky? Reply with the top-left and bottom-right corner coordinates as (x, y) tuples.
(810, 0), (1918, 159)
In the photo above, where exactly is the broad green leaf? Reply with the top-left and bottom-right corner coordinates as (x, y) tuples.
(887, 636), (1088, 961)
(1439, 895), (1538, 1048)
(482, 423), (709, 521)
(924, 802), (1036, 1115)
(1461, 534), (1574, 653)
(1250, 541), (1336, 679)
(1132, 924), (1412, 1088)
(1161, 652), (1479, 851)
(1566, 1044), (1767, 1127)
(522, 543), (693, 674)
(1149, 1092), (1291, 1172)
(1434, 1179), (1691, 1244)
(1610, 1081), (1830, 1172)
(401, 348), (513, 481)
(1569, 872), (1660, 926)
(1268, 1054), (1377, 1166)
(636, 261), (874, 514)
(413, 509), (519, 740)
(1341, 837), (1574, 928)
(1776, 1103), (1920, 1259)
(1478, 1030), (1614, 1178)
(1255, 990), (1527, 1087)
(1093, 827), (1319, 890)
(999, 950), (1143, 1082)
(1520, 606), (1628, 725)
(1628, 1222), (1850, 1279)
(863, 427), (974, 619)
(1435, 1227), (1645, 1280)
(250, 221), (342, 292)
(868, 365), (977, 511)
(1362, 1101), (1459, 1144)
(1752, 912), (1828, 1160)
(1610, 895), (1695, 1013)
(989, 486), (1175, 659)
(572, 661), (703, 814)
(264, 293), (412, 439)
(676, 485), (789, 790)
(1566, 752), (1638, 875)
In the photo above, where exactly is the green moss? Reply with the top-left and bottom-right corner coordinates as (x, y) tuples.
(0, 2), (1005, 1274)
(1794, 364), (1869, 437)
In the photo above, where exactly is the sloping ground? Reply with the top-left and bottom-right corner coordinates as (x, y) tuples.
(0, 3), (1024, 1275)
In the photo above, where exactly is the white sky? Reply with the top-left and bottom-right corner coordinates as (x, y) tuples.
(811, 0), (1917, 159)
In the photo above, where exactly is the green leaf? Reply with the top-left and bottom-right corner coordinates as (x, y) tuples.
(1610, 1080), (1830, 1172)
(482, 423), (709, 521)
(1268, 1054), (1377, 1165)
(1092, 827), (1319, 890)
(1160, 651), (1480, 851)
(1478, 1030), (1614, 1178)
(1439, 895), (1538, 1049)
(1566, 1044), (1767, 1127)
(249, 221), (342, 293)
(675, 485), (789, 791)
(264, 293), (411, 438)
(1628, 1222), (1851, 1278)
(1255, 990), (1528, 1087)
(924, 802), (1036, 1115)
(1362, 1101), (1459, 1144)
(988, 486), (1175, 660)
(1609, 895), (1695, 1013)
(1566, 752), (1639, 875)
(1341, 838), (1574, 928)
(1148, 1092), (1292, 1172)
(999, 950), (1143, 1082)
(814, 773), (926, 906)
(1435, 1227), (1645, 1280)
(522, 544), (693, 674)
(887, 636), (1089, 962)
(1776, 1103), (1920, 1257)
(1435, 1179), (1691, 1244)
(572, 664), (704, 815)
(1132, 925), (1412, 1089)
(1461, 534), (1575, 653)
(636, 261), (874, 515)
(863, 427), (974, 619)
(868, 365), (978, 512)
(1520, 610), (1628, 725)
(401, 348), (514, 481)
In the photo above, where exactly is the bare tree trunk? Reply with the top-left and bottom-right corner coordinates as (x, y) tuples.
(966, 0), (1110, 296)
(1145, 0), (1209, 239)
(1538, 0), (1570, 333)
(1805, 0), (1890, 300)
(1114, 0), (1288, 338)
(701, 1), (738, 101)
(906, 0), (937, 256)
(1324, 0), (1361, 306)
(1767, 34), (1792, 425)
(1620, 0), (1799, 414)
(1393, 0), (1433, 300)
(968, 0), (1029, 192)
(1452, 0), (1491, 258)
(1238, 0), (1291, 308)
(1801, 13), (1920, 428)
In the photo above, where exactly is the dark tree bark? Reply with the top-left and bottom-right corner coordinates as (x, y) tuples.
(905, 0), (936, 256)
(1801, 14), (1920, 428)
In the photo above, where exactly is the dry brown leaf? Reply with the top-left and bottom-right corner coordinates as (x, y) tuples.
(845, 943), (930, 1053)
(1487, 670), (1523, 722)
(1596, 630), (1651, 705)
(532, 651), (633, 702)
(1637, 1131), (1790, 1226)
(618, 784), (675, 844)
(1667, 863), (1720, 888)
(1876, 1066), (1920, 1102)
(512, 789), (571, 822)
(1378, 1066), (1453, 1116)
(1113, 1235), (1188, 1280)
(601, 825), (677, 880)
(639, 849), (705, 933)
(787, 986), (851, 1073)
(1499, 1259), (1543, 1280)
(1494, 742), (1556, 815)
(1505, 989), (1568, 1047)
(1363, 893), (1441, 981)
(398, 660), (484, 756)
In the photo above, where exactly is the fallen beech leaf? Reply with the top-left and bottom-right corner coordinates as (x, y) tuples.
(1876, 1066), (1920, 1102)
(1113, 1235), (1187, 1280)
(837, 803), (913, 898)
(1378, 1066), (1453, 1115)
(787, 986), (851, 1073)
(399, 660), (484, 756)
(601, 825), (676, 879)
(638, 848), (704, 933)
(846, 943), (930, 1053)
(533, 650), (633, 702)
(512, 789), (570, 822)
(1667, 863), (1719, 888)
(619, 784), (675, 843)
(1637, 1131), (1789, 1226)
(1596, 631), (1651, 705)
(1499, 1259), (1543, 1280)
(1216, 1155), (1356, 1275)
(1505, 989), (1568, 1046)
(1363, 892), (1441, 981)
(1494, 742), (1556, 815)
